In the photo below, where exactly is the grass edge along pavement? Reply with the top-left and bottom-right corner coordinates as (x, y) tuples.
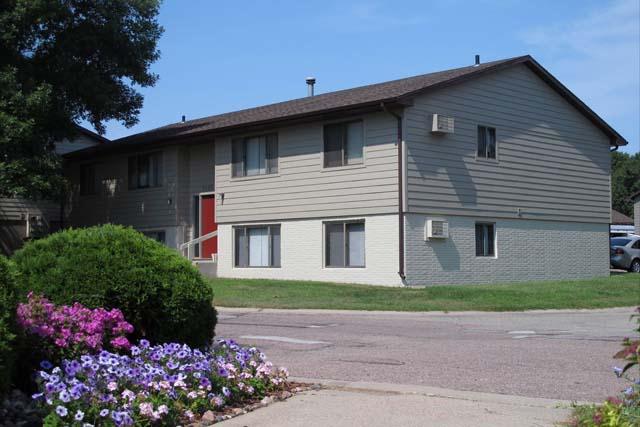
(208, 274), (639, 312)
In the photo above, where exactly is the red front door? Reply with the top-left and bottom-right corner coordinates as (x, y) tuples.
(200, 195), (217, 258)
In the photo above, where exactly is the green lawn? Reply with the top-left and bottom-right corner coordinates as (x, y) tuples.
(209, 274), (639, 312)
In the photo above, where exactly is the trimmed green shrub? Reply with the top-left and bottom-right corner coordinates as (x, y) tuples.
(0, 256), (18, 396)
(12, 225), (216, 347)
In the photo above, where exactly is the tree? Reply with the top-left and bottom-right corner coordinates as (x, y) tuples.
(611, 150), (640, 218)
(0, 0), (163, 198)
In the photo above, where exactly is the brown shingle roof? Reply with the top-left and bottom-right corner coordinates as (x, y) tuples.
(612, 209), (633, 225)
(66, 55), (627, 158)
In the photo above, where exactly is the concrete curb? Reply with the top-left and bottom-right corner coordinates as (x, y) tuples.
(288, 377), (590, 407)
(217, 306), (637, 317)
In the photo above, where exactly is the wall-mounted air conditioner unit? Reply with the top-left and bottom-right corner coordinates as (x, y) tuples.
(430, 114), (454, 134)
(425, 219), (449, 239)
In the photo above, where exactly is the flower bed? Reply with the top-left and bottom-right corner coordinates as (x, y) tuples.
(17, 293), (133, 361)
(34, 339), (289, 426)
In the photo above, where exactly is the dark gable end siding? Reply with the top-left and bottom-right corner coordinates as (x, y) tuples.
(405, 63), (612, 224)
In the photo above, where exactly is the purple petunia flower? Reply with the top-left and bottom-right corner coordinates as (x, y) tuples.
(34, 338), (289, 424)
(58, 390), (71, 403)
(55, 405), (68, 417)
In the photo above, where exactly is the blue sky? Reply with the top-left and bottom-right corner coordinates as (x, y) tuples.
(97, 0), (639, 154)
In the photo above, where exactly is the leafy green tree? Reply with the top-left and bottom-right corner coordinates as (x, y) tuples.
(611, 151), (640, 217)
(0, 0), (163, 198)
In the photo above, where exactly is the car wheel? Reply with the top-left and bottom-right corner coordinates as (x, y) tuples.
(630, 259), (640, 273)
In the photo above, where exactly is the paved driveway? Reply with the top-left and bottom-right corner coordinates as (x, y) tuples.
(216, 307), (635, 402)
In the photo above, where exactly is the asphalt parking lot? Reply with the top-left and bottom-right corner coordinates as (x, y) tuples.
(217, 307), (636, 402)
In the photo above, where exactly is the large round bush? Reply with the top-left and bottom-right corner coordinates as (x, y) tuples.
(12, 225), (216, 347)
(0, 256), (18, 396)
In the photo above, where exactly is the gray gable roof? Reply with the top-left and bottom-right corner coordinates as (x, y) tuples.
(67, 55), (627, 158)
(611, 209), (633, 225)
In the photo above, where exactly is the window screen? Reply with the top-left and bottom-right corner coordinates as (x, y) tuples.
(475, 223), (495, 256)
(325, 221), (365, 267)
(234, 225), (281, 267)
(232, 134), (278, 177)
(324, 121), (364, 167)
(477, 126), (496, 159)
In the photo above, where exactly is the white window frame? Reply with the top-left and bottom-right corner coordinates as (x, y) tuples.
(476, 125), (498, 162)
(475, 222), (497, 258)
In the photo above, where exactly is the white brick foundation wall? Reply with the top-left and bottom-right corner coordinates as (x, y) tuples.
(404, 214), (610, 286)
(216, 214), (402, 286)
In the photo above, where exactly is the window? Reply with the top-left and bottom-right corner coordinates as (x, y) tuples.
(325, 221), (365, 267)
(128, 152), (163, 189)
(232, 134), (278, 177)
(324, 121), (364, 167)
(632, 240), (640, 249)
(234, 225), (281, 267)
(611, 238), (631, 247)
(477, 126), (496, 159)
(475, 223), (496, 257)
(142, 230), (166, 244)
(80, 164), (97, 195)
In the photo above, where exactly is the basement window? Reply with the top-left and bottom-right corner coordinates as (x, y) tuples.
(475, 223), (496, 257)
(234, 225), (281, 267)
(325, 221), (365, 267)
(142, 230), (166, 244)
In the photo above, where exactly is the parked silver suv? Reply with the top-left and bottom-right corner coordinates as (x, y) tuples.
(610, 236), (640, 273)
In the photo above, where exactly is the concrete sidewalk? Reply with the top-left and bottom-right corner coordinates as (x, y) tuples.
(220, 379), (573, 427)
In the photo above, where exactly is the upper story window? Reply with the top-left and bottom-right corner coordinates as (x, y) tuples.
(475, 222), (496, 257)
(80, 164), (97, 195)
(325, 221), (365, 267)
(232, 134), (278, 177)
(477, 126), (496, 159)
(323, 121), (364, 168)
(128, 152), (163, 190)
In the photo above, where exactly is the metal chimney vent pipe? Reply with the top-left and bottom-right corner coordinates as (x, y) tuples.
(475, 55), (480, 66)
(181, 115), (186, 123)
(306, 77), (316, 96)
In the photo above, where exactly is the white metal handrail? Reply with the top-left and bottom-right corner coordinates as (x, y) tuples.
(180, 230), (218, 261)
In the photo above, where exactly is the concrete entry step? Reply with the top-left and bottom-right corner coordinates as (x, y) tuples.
(193, 259), (217, 277)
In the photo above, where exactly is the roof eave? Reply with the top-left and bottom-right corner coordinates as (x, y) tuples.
(64, 99), (409, 160)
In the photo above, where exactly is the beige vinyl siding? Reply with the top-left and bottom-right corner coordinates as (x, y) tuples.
(175, 142), (215, 242)
(215, 112), (398, 223)
(405, 64), (611, 223)
(67, 146), (179, 229)
(0, 198), (59, 221)
(55, 134), (101, 155)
